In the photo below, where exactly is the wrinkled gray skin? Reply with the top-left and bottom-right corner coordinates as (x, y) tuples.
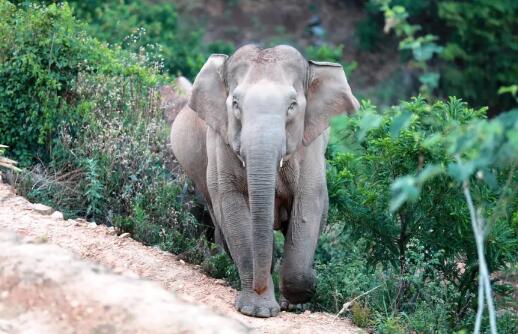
(170, 45), (358, 318)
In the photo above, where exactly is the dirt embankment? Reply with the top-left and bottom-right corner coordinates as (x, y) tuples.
(0, 231), (246, 334)
(0, 182), (359, 334)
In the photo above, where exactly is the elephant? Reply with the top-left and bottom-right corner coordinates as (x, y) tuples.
(170, 44), (359, 318)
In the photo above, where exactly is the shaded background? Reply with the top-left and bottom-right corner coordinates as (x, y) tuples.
(32, 0), (516, 114)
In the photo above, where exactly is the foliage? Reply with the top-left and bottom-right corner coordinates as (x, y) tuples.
(202, 249), (240, 288)
(323, 97), (518, 332)
(355, 1), (385, 51)
(389, 106), (518, 333)
(359, 0), (518, 113)
(437, 0), (518, 112)
(305, 43), (357, 75)
(12, 0), (235, 79)
(71, 0), (234, 79)
(378, 0), (443, 96)
(71, 0), (205, 79)
(3, 1), (209, 264)
(0, 2), (98, 164)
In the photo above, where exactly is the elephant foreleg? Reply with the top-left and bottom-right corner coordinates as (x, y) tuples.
(217, 191), (280, 318)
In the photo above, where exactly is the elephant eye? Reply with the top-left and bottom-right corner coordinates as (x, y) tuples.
(288, 101), (297, 113)
(232, 99), (241, 119)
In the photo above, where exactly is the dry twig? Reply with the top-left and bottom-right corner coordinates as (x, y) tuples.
(335, 285), (381, 319)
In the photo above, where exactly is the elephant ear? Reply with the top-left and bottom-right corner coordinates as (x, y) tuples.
(189, 54), (229, 139)
(303, 60), (359, 146)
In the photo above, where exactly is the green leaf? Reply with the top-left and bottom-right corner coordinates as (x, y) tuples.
(447, 161), (475, 181)
(419, 72), (440, 89)
(416, 164), (443, 184)
(441, 42), (468, 61)
(413, 43), (443, 62)
(479, 169), (498, 189)
(389, 111), (412, 137)
(357, 113), (382, 142)
(422, 133), (443, 149)
(390, 176), (420, 212)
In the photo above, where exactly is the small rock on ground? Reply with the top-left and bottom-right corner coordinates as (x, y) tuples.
(119, 232), (130, 239)
(51, 211), (64, 220)
(30, 203), (53, 215)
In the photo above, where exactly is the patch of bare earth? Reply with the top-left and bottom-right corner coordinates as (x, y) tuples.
(0, 182), (359, 333)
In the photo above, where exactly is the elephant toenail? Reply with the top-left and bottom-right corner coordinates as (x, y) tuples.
(240, 305), (255, 316)
(255, 307), (271, 318)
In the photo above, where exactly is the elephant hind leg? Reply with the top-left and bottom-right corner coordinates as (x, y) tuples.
(206, 203), (232, 259)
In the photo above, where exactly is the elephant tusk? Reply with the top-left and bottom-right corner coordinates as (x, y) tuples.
(237, 155), (246, 168)
(279, 158), (283, 169)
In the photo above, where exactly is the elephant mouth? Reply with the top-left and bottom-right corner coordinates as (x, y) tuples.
(279, 152), (295, 170)
(237, 154), (290, 171)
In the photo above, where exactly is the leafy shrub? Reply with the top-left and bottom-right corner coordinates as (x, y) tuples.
(351, 302), (372, 327)
(379, 1), (443, 96)
(73, 0), (206, 79)
(202, 250), (240, 288)
(358, 0), (518, 113)
(389, 105), (518, 333)
(322, 97), (518, 332)
(71, 0), (234, 79)
(3, 1), (208, 263)
(355, 1), (385, 51)
(0, 1), (105, 164)
(12, 0), (235, 79)
(437, 0), (518, 112)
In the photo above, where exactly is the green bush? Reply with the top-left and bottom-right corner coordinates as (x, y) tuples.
(202, 250), (240, 288)
(0, 1), (103, 164)
(12, 0), (235, 79)
(358, 0), (518, 113)
(71, 0), (234, 79)
(2, 1), (209, 263)
(437, 0), (518, 112)
(355, 1), (385, 51)
(73, 0), (206, 79)
(322, 97), (518, 332)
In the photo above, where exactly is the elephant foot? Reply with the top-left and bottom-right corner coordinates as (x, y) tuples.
(280, 269), (316, 305)
(235, 290), (280, 318)
(279, 295), (310, 312)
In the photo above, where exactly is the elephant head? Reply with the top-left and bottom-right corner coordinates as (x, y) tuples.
(189, 45), (359, 295)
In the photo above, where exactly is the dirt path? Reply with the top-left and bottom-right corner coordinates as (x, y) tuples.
(0, 182), (359, 333)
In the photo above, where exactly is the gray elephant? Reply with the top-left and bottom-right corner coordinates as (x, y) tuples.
(170, 45), (359, 318)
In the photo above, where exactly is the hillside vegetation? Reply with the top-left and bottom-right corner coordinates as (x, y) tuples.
(1, 1), (517, 333)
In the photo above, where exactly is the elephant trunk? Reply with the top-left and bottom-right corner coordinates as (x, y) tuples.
(244, 121), (284, 295)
